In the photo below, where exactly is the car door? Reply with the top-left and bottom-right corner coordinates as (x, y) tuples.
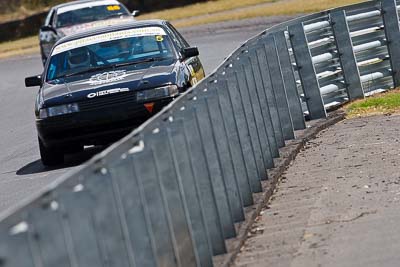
(166, 22), (205, 87)
(39, 8), (58, 64)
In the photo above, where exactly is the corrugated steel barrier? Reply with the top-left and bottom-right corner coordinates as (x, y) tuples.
(1, 0), (400, 266)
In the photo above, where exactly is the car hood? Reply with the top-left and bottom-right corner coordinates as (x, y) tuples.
(57, 17), (134, 37)
(42, 59), (178, 106)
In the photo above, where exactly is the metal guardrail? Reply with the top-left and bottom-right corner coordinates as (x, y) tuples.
(1, 0), (400, 266)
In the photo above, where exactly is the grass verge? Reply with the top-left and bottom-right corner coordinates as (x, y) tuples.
(346, 89), (400, 118)
(0, 7), (45, 23)
(0, 36), (39, 59)
(167, 0), (365, 28)
(138, 0), (277, 21)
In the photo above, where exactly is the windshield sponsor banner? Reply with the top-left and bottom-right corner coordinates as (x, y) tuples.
(52, 27), (167, 56)
(58, 17), (133, 36)
(57, 0), (120, 14)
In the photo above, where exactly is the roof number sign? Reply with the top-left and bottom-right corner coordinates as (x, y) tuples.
(107, 5), (121, 11)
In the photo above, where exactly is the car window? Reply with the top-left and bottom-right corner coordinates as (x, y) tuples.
(164, 25), (184, 52)
(94, 36), (172, 62)
(44, 9), (55, 26)
(167, 23), (190, 48)
(47, 27), (176, 81)
(55, 4), (130, 28)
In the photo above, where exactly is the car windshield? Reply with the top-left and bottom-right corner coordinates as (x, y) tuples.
(46, 27), (175, 81)
(56, 4), (130, 28)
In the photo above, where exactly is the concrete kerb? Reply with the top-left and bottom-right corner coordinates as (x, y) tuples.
(213, 109), (346, 267)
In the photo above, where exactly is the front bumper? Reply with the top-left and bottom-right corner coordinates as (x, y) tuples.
(37, 98), (172, 147)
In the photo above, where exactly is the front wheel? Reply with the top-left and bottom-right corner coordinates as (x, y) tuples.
(38, 138), (64, 166)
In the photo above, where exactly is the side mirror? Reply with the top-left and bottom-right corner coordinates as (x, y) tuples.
(40, 25), (57, 34)
(181, 47), (199, 60)
(25, 75), (42, 87)
(132, 10), (140, 17)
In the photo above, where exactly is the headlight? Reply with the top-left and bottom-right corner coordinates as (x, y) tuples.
(136, 85), (179, 102)
(39, 103), (79, 119)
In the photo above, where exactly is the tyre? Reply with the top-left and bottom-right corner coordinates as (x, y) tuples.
(38, 138), (64, 166)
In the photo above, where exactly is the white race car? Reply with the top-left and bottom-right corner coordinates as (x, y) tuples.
(39, 0), (139, 65)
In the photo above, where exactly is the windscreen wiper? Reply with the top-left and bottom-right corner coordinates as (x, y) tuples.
(62, 58), (166, 78)
(114, 57), (166, 68)
(104, 13), (126, 19)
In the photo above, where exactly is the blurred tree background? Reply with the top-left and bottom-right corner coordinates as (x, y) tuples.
(0, 0), (209, 14)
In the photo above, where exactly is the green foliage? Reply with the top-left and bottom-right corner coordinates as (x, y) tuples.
(346, 90), (400, 116)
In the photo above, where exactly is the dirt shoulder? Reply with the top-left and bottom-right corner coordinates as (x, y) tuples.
(234, 114), (400, 267)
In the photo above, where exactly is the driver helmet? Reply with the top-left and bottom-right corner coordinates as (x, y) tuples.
(67, 47), (90, 69)
(131, 37), (144, 54)
(119, 38), (131, 50)
(118, 38), (132, 57)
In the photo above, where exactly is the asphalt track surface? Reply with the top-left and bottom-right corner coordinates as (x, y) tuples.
(0, 17), (292, 215)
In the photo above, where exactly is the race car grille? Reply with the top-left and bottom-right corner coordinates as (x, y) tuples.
(78, 92), (137, 111)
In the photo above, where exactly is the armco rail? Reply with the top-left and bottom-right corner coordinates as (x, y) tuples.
(1, 0), (400, 266)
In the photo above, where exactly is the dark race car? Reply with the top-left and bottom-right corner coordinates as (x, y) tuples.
(26, 20), (205, 166)
(39, 0), (138, 65)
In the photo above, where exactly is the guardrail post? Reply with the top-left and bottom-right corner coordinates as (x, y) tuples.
(242, 57), (275, 169)
(188, 103), (236, 239)
(0, 219), (36, 267)
(176, 106), (227, 255)
(288, 23), (327, 119)
(132, 149), (179, 266)
(108, 160), (157, 267)
(201, 89), (246, 222)
(144, 128), (197, 267)
(264, 35), (295, 140)
(330, 10), (364, 100)
(221, 72), (263, 193)
(167, 119), (214, 267)
(58, 177), (129, 267)
(255, 46), (286, 148)
(28, 201), (74, 267)
(193, 96), (244, 224)
(273, 31), (306, 130)
(86, 169), (145, 267)
(211, 79), (254, 206)
(381, 0), (400, 87)
(247, 48), (279, 158)
(234, 67), (267, 180)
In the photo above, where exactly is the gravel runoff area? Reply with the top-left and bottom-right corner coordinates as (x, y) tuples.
(233, 114), (400, 267)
